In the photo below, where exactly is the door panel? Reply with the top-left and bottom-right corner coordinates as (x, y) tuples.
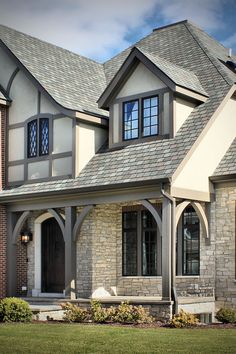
(41, 218), (65, 293)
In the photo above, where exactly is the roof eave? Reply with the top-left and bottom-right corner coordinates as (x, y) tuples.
(0, 177), (170, 203)
(210, 174), (236, 183)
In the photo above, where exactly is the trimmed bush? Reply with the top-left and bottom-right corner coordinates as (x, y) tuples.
(90, 300), (111, 323)
(215, 308), (236, 324)
(169, 309), (199, 328)
(61, 303), (88, 323)
(113, 301), (153, 324)
(0, 297), (32, 322)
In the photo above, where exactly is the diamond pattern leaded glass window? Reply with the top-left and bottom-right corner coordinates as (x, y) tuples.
(123, 100), (139, 140)
(27, 118), (49, 158)
(142, 96), (159, 137)
(39, 118), (49, 156)
(27, 119), (37, 158)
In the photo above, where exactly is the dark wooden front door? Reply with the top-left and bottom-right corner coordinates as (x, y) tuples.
(41, 218), (65, 293)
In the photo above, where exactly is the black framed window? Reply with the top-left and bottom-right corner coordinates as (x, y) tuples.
(39, 118), (49, 156)
(142, 96), (159, 137)
(123, 100), (139, 140)
(123, 211), (138, 275)
(142, 210), (157, 276)
(122, 96), (159, 141)
(177, 205), (200, 276)
(27, 119), (37, 158)
(27, 118), (49, 158)
(183, 206), (200, 275)
(122, 208), (160, 276)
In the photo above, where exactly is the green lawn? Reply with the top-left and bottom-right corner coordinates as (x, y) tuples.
(0, 323), (235, 354)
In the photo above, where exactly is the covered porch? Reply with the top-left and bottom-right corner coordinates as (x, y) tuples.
(6, 182), (212, 318)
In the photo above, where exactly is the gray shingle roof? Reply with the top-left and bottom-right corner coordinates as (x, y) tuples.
(137, 48), (208, 96)
(0, 24), (108, 116)
(213, 138), (236, 177)
(0, 20), (235, 199)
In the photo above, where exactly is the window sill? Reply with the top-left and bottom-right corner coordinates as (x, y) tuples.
(121, 276), (162, 279)
(176, 275), (200, 279)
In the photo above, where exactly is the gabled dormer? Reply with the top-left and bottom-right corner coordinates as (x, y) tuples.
(98, 47), (208, 149)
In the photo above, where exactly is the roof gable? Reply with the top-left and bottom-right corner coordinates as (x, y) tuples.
(0, 24), (108, 117)
(98, 46), (208, 109)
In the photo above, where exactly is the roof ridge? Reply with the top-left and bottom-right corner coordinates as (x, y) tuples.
(184, 22), (232, 86)
(152, 19), (190, 32)
(0, 23), (102, 66)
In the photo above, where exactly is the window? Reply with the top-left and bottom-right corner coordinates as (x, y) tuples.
(123, 100), (139, 140)
(27, 118), (49, 158)
(122, 208), (161, 276)
(142, 96), (159, 137)
(177, 205), (200, 276)
(123, 95), (159, 141)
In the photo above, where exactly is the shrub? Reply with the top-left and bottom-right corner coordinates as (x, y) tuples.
(113, 301), (153, 324)
(61, 302), (88, 323)
(169, 309), (199, 328)
(90, 300), (111, 323)
(0, 297), (32, 322)
(215, 308), (236, 324)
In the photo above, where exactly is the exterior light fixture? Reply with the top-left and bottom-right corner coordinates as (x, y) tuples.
(20, 231), (33, 245)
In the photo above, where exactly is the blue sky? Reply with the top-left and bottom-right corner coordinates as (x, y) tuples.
(0, 0), (235, 62)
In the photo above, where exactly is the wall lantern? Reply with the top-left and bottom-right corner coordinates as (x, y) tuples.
(20, 231), (33, 245)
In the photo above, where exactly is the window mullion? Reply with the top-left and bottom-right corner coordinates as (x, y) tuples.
(137, 210), (142, 276)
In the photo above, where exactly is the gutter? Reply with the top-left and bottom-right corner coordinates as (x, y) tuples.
(161, 186), (178, 315)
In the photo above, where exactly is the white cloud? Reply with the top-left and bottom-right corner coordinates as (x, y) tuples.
(0, 0), (157, 61)
(0, 0), (232, 61)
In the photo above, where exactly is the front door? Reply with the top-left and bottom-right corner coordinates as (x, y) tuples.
(41, 218), (65, 293)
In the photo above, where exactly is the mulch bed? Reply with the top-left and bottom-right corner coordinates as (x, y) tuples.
(28, 320), (236, 329)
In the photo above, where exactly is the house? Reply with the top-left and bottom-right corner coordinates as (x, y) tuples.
(0, 20), (235, 321)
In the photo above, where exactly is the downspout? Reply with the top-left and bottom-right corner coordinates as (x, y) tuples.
(161, 185), (178, 315)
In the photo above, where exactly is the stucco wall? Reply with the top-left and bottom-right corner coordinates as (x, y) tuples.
(116, 63), (166, 98)
(174, 97), (196, 134)
(0, 46), (17, 91)
(172, 96), (236, 200)
(75, 123), (107, 175)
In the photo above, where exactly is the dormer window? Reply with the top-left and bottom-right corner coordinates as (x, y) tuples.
(142, 96), (159, 137)
(27, 118), (49, 158)
(123, 95), (159, 141)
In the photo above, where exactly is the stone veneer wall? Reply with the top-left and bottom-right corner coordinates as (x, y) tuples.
(77, 202), (214, 298)
(212, 182), (236, 309)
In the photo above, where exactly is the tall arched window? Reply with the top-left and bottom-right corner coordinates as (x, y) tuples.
(177, 205), (200, 275)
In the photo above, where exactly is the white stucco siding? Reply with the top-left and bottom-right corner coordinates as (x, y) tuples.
(0, 46), (17, 90)
(172, 96), (236, 198)
(28, 160), (49, 180)
(76, 123), (107, 175)
(116, 62), (166, 99)
(40, 94), (59, 115)
(8, 127), (24, 161)
(9, 70), (38, 124)
(52, 156), (72, 176)
(8, 165), (24, 182)
(53, 117), (73, 154)
(175, 97), (196, 134)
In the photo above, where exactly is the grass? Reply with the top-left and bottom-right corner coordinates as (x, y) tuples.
(0, 323), (235, 354)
